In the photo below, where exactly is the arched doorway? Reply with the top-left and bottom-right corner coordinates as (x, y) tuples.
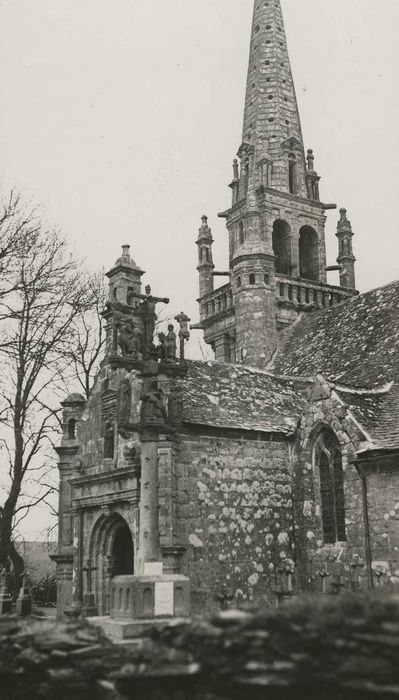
(89, 513), (135, 615)
(299, 225), (320, 281)
(112, 521), (134, 576)
(272, 220), (292, 274)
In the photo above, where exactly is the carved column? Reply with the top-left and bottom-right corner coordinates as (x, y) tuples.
(137, 438), (162, 574)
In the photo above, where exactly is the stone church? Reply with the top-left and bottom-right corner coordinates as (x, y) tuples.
(54, 0), (399, 619)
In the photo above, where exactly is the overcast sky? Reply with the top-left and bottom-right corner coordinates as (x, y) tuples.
(1, 0), (399, 538)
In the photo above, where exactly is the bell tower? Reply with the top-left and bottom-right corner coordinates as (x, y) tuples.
(195, 0), (357, 369)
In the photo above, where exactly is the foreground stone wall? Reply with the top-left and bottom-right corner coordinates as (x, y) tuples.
(175, 429), (294, 612)
(2, 592), (399, 699)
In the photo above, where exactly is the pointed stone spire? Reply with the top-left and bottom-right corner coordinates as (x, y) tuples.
(240, 0), (307, 198)
(336, 208), (356, 290)
(196, 215), (214, 298)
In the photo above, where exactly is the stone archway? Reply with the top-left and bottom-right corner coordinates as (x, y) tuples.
(111, 521), (134, 576)
(272, 220), (292, 274)
(299, 225), (320, 281)
(89, 513), (134, 615)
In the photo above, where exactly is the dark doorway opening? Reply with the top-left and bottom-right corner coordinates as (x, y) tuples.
(272, 219), (292, 274)
(112, 522), (134, 576)
(299, 225), (320, 281)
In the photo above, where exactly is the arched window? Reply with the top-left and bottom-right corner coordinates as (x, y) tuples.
(237, 276), (241, 288)
(272, 220), (292, 275)
(239, 221), (245, 245)
(299, 226), (320, 281)
(314, 429), (346, 544)
(68, 419), (76, 440)
(249, 273), (256, 285)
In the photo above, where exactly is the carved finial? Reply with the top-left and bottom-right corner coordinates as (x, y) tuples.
(122, 244), (130, 257)
(233, 158), (239, 180)
(306, 149), (314, 170)
(201, 215), (208, 227)
(337, 208), (352, 233)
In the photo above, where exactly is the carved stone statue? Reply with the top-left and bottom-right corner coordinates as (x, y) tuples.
(156, 332), (168, 361)
(117, 318), (143, 358)
(174, 311), (190, 360)
(165, 324), (177, 360)
(139, 287), (157, 351)
(117, 379), (131, 424)
(140, 380), (167, 428)
(168, 385), (183, 426)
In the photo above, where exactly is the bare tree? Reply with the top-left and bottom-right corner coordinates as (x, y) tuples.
(0, 194), (91, 580)
(62, 271), (108, 399)
(0, 190), (39, 302)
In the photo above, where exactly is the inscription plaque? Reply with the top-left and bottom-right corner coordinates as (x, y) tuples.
(154, 581), (174, 616)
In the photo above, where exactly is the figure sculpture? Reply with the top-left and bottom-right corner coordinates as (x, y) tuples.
(117, 318), (143, 358)
(156, 332), (168, 361)
(140, 380), (167, 428)
(117, 379), (132, 423)
(165, 324), (177, 360)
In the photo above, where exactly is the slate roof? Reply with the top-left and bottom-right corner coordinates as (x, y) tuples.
(273, 280), (399, 388)
(352, 381), (399, 453)
(334, 387), (388, 437)
(178, 360), (312, 434)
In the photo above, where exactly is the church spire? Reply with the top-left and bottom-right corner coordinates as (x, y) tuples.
(240, 0), (308, 199)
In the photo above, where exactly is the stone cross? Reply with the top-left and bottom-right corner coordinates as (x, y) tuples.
(174, 311), (190, 361)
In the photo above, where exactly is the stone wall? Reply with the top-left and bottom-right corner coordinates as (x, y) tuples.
(362, 455), (399, 586)
(174, 429), (294, 612)
(292, 380), (368, 592)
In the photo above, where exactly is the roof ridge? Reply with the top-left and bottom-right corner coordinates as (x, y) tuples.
(333, 381), (393, 396)
(187, 358), (313, 383)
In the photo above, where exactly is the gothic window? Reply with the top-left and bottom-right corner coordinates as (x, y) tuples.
(315, 429), (346, 544)
(68, 418), (76, 440)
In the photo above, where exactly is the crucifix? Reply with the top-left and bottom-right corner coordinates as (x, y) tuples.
(133, 285), (169, 353)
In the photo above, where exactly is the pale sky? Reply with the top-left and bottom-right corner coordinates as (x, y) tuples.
(1, 0), (399, 537)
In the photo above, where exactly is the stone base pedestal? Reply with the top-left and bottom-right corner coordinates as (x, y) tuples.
(87, 615), (190, 641)
(110, 574), (190, 621)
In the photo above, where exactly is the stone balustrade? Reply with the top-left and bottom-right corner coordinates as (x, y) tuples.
(275, 274), (356, 310)
(199, 276), (356, 324)
(199, 283), (233, 322)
